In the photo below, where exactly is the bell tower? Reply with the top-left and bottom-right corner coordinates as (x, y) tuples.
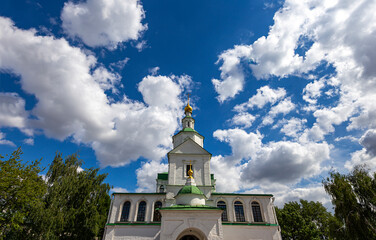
(156, 95), (215, 198)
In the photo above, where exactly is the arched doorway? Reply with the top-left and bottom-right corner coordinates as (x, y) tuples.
(176, 228), (206, 240)
(179, 235), (199, 240)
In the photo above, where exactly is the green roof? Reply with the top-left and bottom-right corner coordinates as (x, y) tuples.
(211, 174), (215, 180)
(177, 185), (204, 195)
(212, 193), (273, 197)
(159, 205), (221, 211)
(157, 172), (168, 180)
(181, 127), (197, 132)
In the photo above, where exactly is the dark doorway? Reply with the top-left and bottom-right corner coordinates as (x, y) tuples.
(179, 235), (199, 240)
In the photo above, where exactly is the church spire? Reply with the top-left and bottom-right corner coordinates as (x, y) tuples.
(182, 94), (195, 129)
(184, 93), (193, 116)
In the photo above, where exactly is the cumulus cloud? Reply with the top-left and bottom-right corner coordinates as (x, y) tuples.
(303, 79), (325, 104)
(212, 45), (252, 102)
(61, 0), (146, 48)
(261, 98), (295, 126)
(213, 128), (330, 189)
(0, 132), (15, 147)
(0, 93), (31, 135)
(359, 129), (376, 156)
(213, 129), (262, 164)
(210, 155), (243, 192)
(277, 117), (307, 138)
(214, 0), (376, 142)
(345, 129), (376, 171)
(0, 17), (188, 167)
(234, 86), (286, 112)
(229, 112), (255, 129)
(274, 185), (331, 208)
(136, 161), (168, 192)
(242, 141), (330, 185)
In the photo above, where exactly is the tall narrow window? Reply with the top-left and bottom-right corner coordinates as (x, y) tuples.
(136, 201), (146, 222)
(120, 201), (130, 222)
(252, 201), (263, 222)
(217, 201), (228, 222)
(153, 201), (162, 222)
(159, 185), (165, 193)
(234, 201), (245, 222)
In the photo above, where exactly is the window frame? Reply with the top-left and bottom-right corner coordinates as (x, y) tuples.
(234, 200), (246, 222)
(152, 200), (163, 222)
(251, 201), (263, 223)
(216, 200), (228, 222)
(136, 200), (147, 222)
(119, 200), (131, 222)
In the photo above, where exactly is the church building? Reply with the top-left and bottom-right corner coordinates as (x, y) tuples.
(103, 99), (282, 240)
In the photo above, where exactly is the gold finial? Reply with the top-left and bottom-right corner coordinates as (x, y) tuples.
(188, 160), (193, 179)
(184, 93), (193, 114)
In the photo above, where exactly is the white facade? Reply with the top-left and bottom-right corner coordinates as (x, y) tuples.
(103, 104), (282, 240)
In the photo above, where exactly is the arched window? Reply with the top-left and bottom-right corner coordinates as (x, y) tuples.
(217, 201), (228, 222)
(234, 201), (245, 222)
(159, 185), (165, 193)
(252, 201), (263, 222)
(136, 201), (147, 222)
(120, 201), (130, 222)
(153, 201), (162, 222)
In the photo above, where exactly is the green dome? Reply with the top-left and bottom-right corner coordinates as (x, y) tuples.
(177, 185), (204, 195)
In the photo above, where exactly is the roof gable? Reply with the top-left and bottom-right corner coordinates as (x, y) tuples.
(168, 138), (211, 155)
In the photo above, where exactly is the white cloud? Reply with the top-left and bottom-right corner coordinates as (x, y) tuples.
(234, 86), (286, 112)
(61, 0), (147, 48)
(0, 132), (15, 147)
(242, 140), (330, 185)
(92, 66), (121, 94)
(359, 129), (376, 156)
(0, 93), (30, 135)
(212, 128), (330, 190)
(148, 66), (160, 75)
(212, 127), (331, 192)
(212, 45), (252, 102)
(210, 155), (243, 192)
(112, 187), (128, 193)
(274, 185), (331, 209)
(261, 98), (295, 126)
(229, 112), (256, 129)
(136, 161), (168, 192)
(23, 138), (34, 145)
(303, 78), (325, 104)
(0, 17), (189, 167)
(213, 128), (262, 164)
(345, 129), (376, 172)
(214, 0), (376, 143)
(334, 135), (358, 142)
(279, 118), (307, 138)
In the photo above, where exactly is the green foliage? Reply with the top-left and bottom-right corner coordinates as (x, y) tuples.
(0, 148), (111, 240)
(0, 148), (47, 240)
(276, 199), (336, 240)
(42, 153), (111, 240)
(323, 165), (376, 239)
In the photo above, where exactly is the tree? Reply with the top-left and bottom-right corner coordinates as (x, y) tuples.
(0, 148), (47, 240)
(1, 148), (111, 240)
(276, 199), (337, 240)
(42, 153), (111, 240)
(323, 165), (376, 239)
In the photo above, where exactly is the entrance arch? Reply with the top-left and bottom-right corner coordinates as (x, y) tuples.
(179, 235), (199, 240)
(176, 228), (206, 240)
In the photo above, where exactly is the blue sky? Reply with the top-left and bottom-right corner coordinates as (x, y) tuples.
(1, 0), (376, 207)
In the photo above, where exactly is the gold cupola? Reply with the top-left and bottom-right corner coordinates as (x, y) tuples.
(184, 94), (193, 114)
